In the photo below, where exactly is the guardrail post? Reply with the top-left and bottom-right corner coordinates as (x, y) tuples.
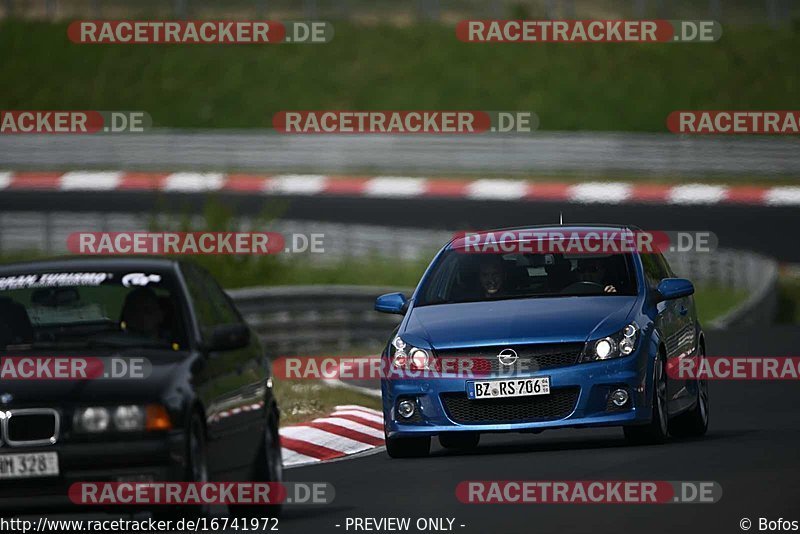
(489, 0), (502, 18)
(709, 0), (721, 20)
(174, 0), (188, 19)
(655, 0), (668, 18)
(564, 0), (576, 18)
(633, 0), (647, 18)
(255, 0), (267, 18)
(766, 0), (780, 28)
(545, 0), (557, 19)
(44, 0), (56, 20)
(303, 0), (317, 19)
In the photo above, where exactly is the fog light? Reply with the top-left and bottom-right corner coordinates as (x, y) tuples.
(610, 389), (629, 407)
(397, 399), (416, 419)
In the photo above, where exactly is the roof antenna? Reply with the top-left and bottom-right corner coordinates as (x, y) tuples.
(559, 211), (564, 225)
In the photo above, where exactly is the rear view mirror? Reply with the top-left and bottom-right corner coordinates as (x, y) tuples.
(657, 278), (695, 301)
(206, 323), (250, 351)
(375, 292), (408, 314)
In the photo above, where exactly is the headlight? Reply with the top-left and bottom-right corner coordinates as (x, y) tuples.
(113, 405), (145, 431)
(74, 407), (110, 433)
(74, 404), (169, 433)
(583, 322), (639, 362)
(390, 336), (432, 371)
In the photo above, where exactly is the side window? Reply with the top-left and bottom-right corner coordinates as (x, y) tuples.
(197, 267), (243, 326)
(658, 253), (676, 278)
(181, 264), (218, 341)
(640, 254), (663, 290)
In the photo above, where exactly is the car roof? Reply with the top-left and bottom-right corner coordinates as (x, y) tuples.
(0, 256), (182, 275)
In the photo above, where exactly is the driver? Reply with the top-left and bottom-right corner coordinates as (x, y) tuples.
(478, 256), (506, 299)
(120, 287), (166, 339)
(577, 258), (617, 293)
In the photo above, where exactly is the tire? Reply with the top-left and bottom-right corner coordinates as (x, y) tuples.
(230, 407), (283, 518)
(439, 432), (480, 450)
(153, 413), (210, 520)
(624, 353), (669, 445)
(669, 351), (709, 438)
(385, 434), (431, 458)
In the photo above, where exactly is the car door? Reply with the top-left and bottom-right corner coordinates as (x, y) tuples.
(181, 263), (268, 479)
(641, 253), (680, 408)
(659, 253), (697, 413)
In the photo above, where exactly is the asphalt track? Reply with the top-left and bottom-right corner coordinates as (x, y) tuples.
(281, 325), (800, 534)
(3, 191), (798, 532)
(1, 191), (798, 261)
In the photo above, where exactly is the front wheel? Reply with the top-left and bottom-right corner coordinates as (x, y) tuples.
(669, 355), (709, 437)
(230, 407), (283, 518)
(624, 354), (669, 445)
(385, 434), (431, 458)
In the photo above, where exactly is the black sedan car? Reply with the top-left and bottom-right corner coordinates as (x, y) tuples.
(0, 258), (282, 516)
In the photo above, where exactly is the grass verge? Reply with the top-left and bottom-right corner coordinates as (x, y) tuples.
(273, 378), (381, 426)
(1, 21), (799, 132)
(694, 285), (750, 325)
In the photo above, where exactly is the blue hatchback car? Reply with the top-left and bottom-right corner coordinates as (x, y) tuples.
(375, 225), (709, 458)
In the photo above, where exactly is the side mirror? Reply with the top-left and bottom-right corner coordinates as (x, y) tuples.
(375, 292), (408, 315)
(206, 323), (250, 352)
(657, 278), (695, 301)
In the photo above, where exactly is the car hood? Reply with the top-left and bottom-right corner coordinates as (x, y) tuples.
(0, 348), (192, 405)
(405, 296), (637, 350)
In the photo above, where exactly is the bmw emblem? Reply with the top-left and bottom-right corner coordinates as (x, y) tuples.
(0, 393), (12, 405)
(497, 348), (519, 366)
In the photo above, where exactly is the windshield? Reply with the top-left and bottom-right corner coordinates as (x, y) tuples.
(417, 251), (638, 306)
(0, 269), (188, 352)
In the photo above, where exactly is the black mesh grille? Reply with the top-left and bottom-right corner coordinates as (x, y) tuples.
(441, 387), (580, 424)
(7, 412), (57, 442)
(435, 343), (583, 375)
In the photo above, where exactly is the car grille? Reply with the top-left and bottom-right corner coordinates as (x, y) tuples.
(4, 409), (59, 446)
(440, 387), (580, 424)
(435, 343), (583, 375)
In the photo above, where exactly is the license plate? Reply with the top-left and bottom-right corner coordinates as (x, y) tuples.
(467, 377), (550, 400)
(0, 452), (59, 479)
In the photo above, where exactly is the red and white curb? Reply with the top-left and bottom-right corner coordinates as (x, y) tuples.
(1, 171), (799, 206)
(279, 405), (384, 468)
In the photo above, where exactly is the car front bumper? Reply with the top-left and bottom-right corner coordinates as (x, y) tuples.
(0, 432), (186, 512)
(382, 352), (654, 438)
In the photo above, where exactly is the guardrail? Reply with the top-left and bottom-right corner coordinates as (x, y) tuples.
(227, 249), (780, 355)
(2, 0), (795, 27)
(2, 130), (800, 177)
(227, 285), (405, 356)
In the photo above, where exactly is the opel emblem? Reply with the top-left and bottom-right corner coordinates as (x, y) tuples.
(497, 348), (518, 366)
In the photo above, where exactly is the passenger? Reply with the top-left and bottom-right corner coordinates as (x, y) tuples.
(577, 258), (618, 293)
(120, 287), (166, 339)
(478, 256), (506, 299)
